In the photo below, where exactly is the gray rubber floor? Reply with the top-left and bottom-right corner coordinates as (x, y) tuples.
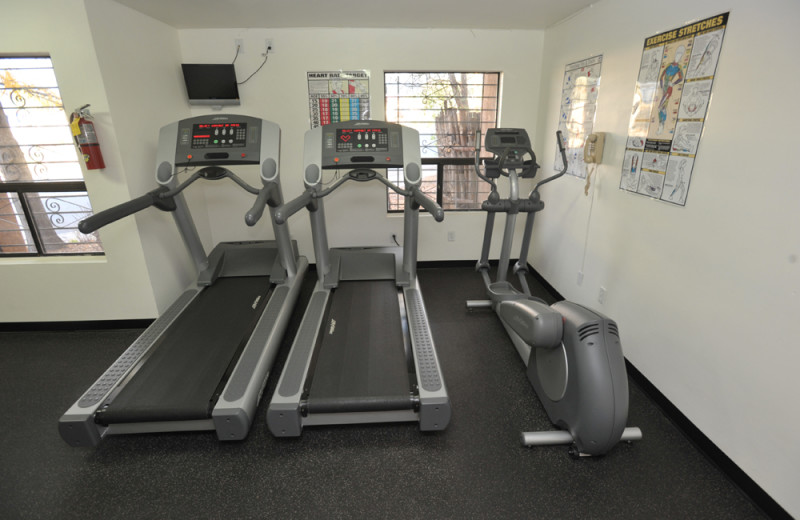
(0, 266), (768, 519)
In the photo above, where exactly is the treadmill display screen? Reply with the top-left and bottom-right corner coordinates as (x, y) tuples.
(336, 127), (389, 153)
(191, 123), (248, 149)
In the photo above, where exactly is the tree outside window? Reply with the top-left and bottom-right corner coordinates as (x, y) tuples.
(384, 72), (500, 212)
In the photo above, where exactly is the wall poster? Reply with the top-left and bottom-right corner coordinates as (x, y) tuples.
(307, 70), (370, 129)
(620, 12), (728, 206)
(555, 55), (603, 179)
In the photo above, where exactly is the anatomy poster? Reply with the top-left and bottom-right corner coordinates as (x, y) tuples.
(555, 55), (603, 179)
(307, 71), (370, 128)
(620, 12), (728, 206)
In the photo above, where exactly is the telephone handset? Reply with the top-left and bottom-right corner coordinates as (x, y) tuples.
(583, 132), (605, 164)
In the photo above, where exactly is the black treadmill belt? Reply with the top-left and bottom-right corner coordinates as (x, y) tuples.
(307, 280), (412, 411)
(97, 276), (271, 425)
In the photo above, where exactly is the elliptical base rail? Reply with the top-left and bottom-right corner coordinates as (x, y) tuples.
(521, 427), (643, 456)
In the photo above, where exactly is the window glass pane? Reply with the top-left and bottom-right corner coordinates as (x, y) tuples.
(387, 168), (403, 211)
(384, 71), (500, 211)
(0, 192), (37, 254)
(1, 55), (103, 255)
(24, 191), (103, 254)
(0, 57), (83, 184)
(442, 164), (490, 210)
(387, 164), (438, 212)
(385, 72), (500, 159)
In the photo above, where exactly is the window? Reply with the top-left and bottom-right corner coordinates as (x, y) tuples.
(0, 56), (103, 256)
(384, 72), (500, 212)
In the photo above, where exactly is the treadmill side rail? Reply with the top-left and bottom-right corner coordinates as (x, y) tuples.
(213, 257), (309, 440)
(405, 283), (451, 431)
(267, 402), (303, 438)
(58, 412), (105, 448)
(267, 289), (330, 437)
(58, 288), (200, 447)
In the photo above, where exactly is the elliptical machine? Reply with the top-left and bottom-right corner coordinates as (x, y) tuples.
(466, 128), (641, 456)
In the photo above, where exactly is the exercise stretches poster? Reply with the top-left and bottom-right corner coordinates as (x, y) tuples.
(620, 12), (728, 206)
(307, 71), (370, 129)
(555, 55), (603, 179)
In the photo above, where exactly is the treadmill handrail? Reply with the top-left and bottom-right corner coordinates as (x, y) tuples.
(78, 186), (175, 234)
(274, 167), (444, 224)
(246, 181), (282, 226)
(79, 167), (271, 233)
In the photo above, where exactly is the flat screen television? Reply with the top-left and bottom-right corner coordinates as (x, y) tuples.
(181, 63), (240, 106)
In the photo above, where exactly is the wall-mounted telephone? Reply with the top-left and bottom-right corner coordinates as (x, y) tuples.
(584, 132), (605, 164)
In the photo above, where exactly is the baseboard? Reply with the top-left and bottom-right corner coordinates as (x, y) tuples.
(525, 265), (564, 300)
(625, 361), (790, 519)
(418, 259), (475, 269)
(519, 261), (789, 518)
(1, 261), (791, 518)
(0, 319), (154, 332)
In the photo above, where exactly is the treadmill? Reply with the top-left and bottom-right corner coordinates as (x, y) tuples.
(59, 115), (308, 446)
(267, 120), (451, 436)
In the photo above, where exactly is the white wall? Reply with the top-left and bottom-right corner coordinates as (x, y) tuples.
(83, 0), (198, 311)
(1, 9), (545, 319)
(0, 0), (158, 321)
(534, 0), (800, 515)
(177, 28), (545, 263)
(5, 2), (795, 513)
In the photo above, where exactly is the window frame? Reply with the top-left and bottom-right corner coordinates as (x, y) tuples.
(0, 55), (103, 257)
(384, 71), (501, 213)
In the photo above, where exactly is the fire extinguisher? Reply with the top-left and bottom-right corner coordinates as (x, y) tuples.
(70, 104), (106, 170)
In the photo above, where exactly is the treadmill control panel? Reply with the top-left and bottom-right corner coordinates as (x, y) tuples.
(335, 127), (389, 152)
(190, 122), (248, 148)
(174, 115), (261, 167)
(320, 121), (403, 169)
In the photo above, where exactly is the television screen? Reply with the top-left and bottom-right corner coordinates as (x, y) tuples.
(181, 64), (240, 106)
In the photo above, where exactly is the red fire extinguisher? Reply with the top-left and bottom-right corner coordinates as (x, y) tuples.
(70, 104), (106, 170)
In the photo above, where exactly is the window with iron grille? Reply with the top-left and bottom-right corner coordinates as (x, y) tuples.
(0, 56), (103, 256)
(384, 71), (500, 212)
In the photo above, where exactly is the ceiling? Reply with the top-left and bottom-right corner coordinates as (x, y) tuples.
(109, 0), (596, 30)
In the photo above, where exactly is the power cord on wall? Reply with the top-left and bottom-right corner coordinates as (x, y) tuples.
(584, 163), (596, 196)
(579, 163), (598, 277)
(231, 43), (271, 85)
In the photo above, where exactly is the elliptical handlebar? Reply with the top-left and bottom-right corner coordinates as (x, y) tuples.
(473, 130), (496, 187)
(534, 130), (568, 192)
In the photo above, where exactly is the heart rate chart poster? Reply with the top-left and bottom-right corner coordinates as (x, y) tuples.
(621, 12), (728, 206)
(307, 71), (370, 129)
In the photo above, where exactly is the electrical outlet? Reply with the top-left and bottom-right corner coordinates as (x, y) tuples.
(264, 39), (274, 55)
(447, 231), (455, 242)
(577, 271), (584, 286)
(234, 39), (244, 54)
(598, 286), (607, 305)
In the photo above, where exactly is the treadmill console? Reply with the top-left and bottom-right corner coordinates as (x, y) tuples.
(174, 115), (262, 167)
(320, 121), (404, 169)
